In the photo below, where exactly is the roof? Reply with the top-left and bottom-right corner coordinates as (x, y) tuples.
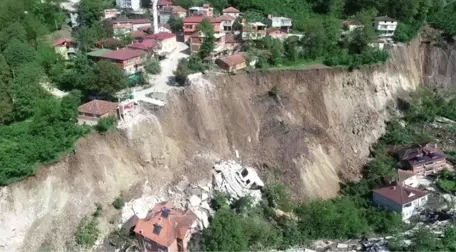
(114, 18), (150, 24)
(159, 0), (172, 6)
(134, 202), (197, 247)
(53, 37), (72, 47)
(130, 30), (147, 38)
(218, 14), (235, 21)
(267, 27), (287, 34)
(375, 16), (396, 22)
(87, 48), (113, 57)
(398, 169), (416, 182)
(216, 53), (246, 66)
(343, 20), (362, 26)
(78, 99), (118, 116)
(184, 16), (221, 23)
(144, 32), (176, 40)
(172, 5), (187, 13)
(266, 16), (291, 21)
(373, 184), (427, 205)
(202, 3), (211, 8)
(128, 39), (158, 50)
(222, 6), (240, 13)
(99, 48), (146, 61)
(395, 143), (445, 167)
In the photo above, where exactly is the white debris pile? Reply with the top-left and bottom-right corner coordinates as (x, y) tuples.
(212, 160), (264, 202)
(185, 182), (214, 230)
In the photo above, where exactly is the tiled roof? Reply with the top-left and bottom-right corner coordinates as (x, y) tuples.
(217, 53), (246, 66)
(78, 99), (118, 116)
(202, 3), (211, 8)
(398, 169), (416, 182)
(128, 39), (158, 50)
(134, 202), (197, 247)
(144, 32), (176, 40)
(184, 16), (220, 23)
(267, 27), (287, 34)
(87, 48), (113, 57)
(159, 0), (172, 6)
(218, 14), (235, 21)
(53, 37), (72, 47)
(373, 184), (427, 205)
(172, 5), (187, 13)
(375, 16), (396, 22)
(222, 6), (240, 13)
(99, 48), (146, 61)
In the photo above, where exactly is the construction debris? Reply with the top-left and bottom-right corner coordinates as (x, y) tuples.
(212, 160), (264, 202)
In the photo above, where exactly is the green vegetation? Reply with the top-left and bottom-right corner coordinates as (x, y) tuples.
(168, 15), (183, 33)
(174, 56), (209, 85)
(437, 169), (456, 193)
(95, 116), (117, 132)
(389, 225), (456, 251)
(428, 1), (456, 37)
(144, 58), (162, 74)
(112, 197), (125, 210)
(198, 19), (216, 59)
(75, 217), (100, 247)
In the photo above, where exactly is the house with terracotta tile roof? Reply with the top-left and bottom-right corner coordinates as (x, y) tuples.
(78, 99), (118, 125)
(95, 48), (147, 75)
(266, 27), (288, 40)
(373, 184), (428, 220)
(53, 38), (76, 59)
(144, 32), (177, 55)
(183, 16), (221, 41)
(218, 14), (235, 32)
(128, 39), (158, 54)
(172, 5), (187, 18)
(222, 6), (241, 18)
(112, 18), (151, 36)
(134, 201), (197, 252)
(158, 0), (173, 9)
(215, 53), (247, 72)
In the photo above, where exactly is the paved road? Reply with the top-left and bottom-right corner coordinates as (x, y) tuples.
(132, 42), (189, 106)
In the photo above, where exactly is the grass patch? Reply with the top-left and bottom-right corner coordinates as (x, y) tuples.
(264, 58), (325, 70)
(75, 217), (100, 248)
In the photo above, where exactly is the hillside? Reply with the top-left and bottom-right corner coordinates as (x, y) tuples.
(1, 37), (456, 250)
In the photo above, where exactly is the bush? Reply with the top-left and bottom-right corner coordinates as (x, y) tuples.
(75, 217), (100, 247)
(112, 197), (125, 210)
(95, 116), (117, 132)
(173, 56), (208, 85)
(93, 203), (103, 217)
(144, 58), (161, 74)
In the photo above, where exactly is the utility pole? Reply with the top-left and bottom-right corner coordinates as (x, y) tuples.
(152, 0), (158, 33)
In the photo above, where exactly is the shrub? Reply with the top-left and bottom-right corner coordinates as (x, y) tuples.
(95, 116), (117, 132)
(75, 217), (100, 247)
(93, 203), (103, 217)
(112, 197), (125, 210)
(144, 58), (161, 74)
(268, 86), (279, 99)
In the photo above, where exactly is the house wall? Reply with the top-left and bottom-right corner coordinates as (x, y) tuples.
(401, 195), (427, 220)
(133, 23), (151, 31)
(54, 46), (69, 60)
(264, 18), (292, 28)
(374, 21), (397, 38)
(223, 12), (240, 18)
(411, 158), (447, 175)
(116, 0), (141, 10)
(373, 192), (428, 220)
(402, 176), (418, 187)
(373, 192), (403, 213)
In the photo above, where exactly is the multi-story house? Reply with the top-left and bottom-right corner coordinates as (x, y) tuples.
(188, 4), (213, 17)
(159, 6), (187, 24)
(395, 142), (447, 176)
(218, 14), (235, 32)
(183, 16), (221, 41)
(134, 201), (197, 252)
(373, 16), (397, 39)
(116, 0), (141, 10)
(96, 48), (147, 75)
(263, 14), (292, 33)
(373, 184), (428, 220)
(241, 22), (267, 40)
(112, 19), (151, 36)
(222, 6), (241, 18)
(144, 32), (177, 56)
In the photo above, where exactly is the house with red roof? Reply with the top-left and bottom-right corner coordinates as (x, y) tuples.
(158, 0), (173, 9)
(52, 38), (76, 59)
(395, 142), (447, 175)
(215, 53), (247, 72)
(172, 5), (187, 18)
(113, 18), (151, 36)
(183, 16), (221, 41)
(222, 6), (241, 18)
(95, 48), (147, 75)
(144, 32), (177, 55)
(134, 201), (197, 252)
(373, 184), (428, 220)
(266, 27), (289, 40)
(128, 39), (158, 54)
(218, 14), (235, 32)
(78, 99), (118, 125)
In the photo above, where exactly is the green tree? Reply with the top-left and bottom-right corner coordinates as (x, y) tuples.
(198, 19), (216, 59)
(75, 26), (97, 52)
(0, 22), (27, 50)
(3, 39), (36, 68)
(168, 15), (184, 33)
(202, 208), (249, 251)
(89, 60), (128, 97)
(78, 0), (107, 27)
(145, 58), (161, 74)
(301, 18), (325, 59)
(207, 0), (228, 13)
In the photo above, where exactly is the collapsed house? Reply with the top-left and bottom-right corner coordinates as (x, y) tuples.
(212, 160), (264, 202)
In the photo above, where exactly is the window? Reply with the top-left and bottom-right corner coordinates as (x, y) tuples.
(241, 169), (248, 177)
(404, 203), (412, 207)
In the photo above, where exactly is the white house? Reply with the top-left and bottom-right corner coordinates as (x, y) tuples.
(373, 16), (397, 39)
(116, 0), (141, 11)
(398, 169), (418, 188)
(343, 20), (364, 32)
(373, 184), (428, 220)
(263, 14), (292, 33)
(222, 6), (241, 18)
(241, 22), (267, 41)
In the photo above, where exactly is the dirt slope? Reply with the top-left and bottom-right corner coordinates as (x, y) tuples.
(0, 37), (450, 251)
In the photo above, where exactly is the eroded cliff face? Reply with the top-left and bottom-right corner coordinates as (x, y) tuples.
(0, 37), (446, 251)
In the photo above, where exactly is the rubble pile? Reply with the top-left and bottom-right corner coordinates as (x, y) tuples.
(212, 160), (264, 202)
